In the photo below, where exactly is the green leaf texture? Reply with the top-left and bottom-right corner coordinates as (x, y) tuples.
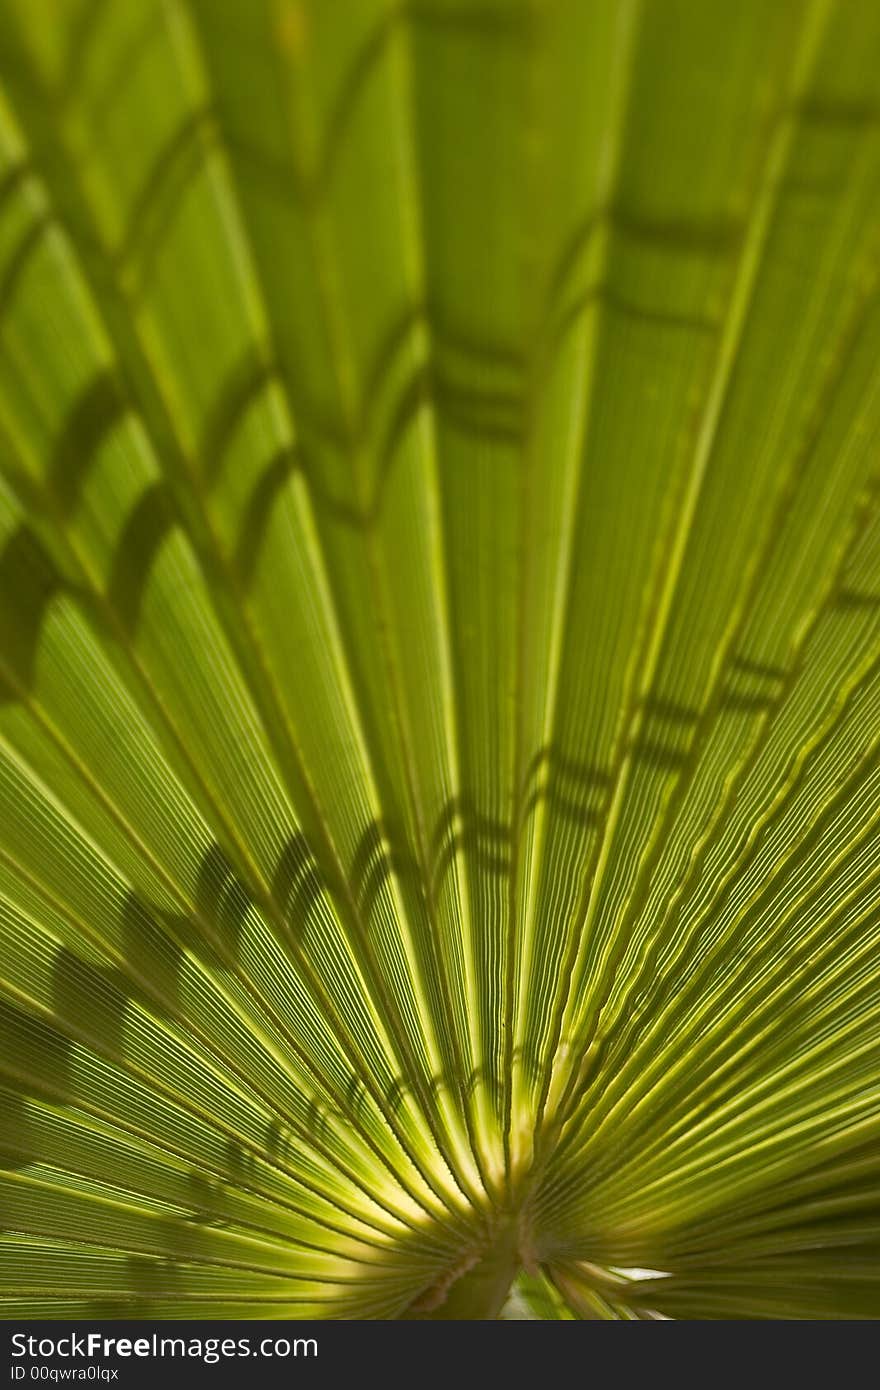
(1, 0), (880, 1319)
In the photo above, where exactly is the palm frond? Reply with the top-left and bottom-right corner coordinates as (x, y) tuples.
(1, 0), (879, 1318)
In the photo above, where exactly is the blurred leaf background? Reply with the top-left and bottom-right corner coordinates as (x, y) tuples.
(0, 0), (879, 1318)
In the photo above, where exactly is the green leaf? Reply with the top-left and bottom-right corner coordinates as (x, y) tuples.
(1, 0), (879, 1318)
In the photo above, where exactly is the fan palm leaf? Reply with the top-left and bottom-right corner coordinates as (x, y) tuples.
(1, 0), (879, 1319)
